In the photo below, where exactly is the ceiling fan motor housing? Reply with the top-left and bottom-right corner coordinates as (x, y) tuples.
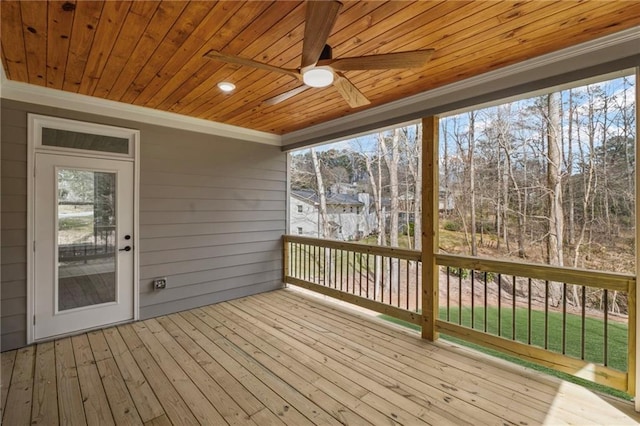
(319, 44), (333, 61)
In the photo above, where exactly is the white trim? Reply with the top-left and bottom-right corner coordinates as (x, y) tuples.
(282, 26), (640, 149)
(1, 80), (281, 146)
(27, 114), (141, 343)
(26, 114), (35, 345)
(133, 126), (140, 322)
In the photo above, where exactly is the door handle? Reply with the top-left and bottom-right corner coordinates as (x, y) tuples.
(119, 246), (132, 252)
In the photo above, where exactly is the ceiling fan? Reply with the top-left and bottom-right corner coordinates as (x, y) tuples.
(204, 1), (434, 108)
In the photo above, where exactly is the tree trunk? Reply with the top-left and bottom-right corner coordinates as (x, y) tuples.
(381, 130), (401, 292)
(311, 148), (331, 238)
(546, 92), (564, 306)
(405, 125), (422, 251)
(468, 112), (477, 256)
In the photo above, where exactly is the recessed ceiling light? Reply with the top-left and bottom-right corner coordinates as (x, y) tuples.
(217, 81), (236, 92)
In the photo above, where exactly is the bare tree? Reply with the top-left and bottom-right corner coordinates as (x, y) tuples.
(546, 92), (564, 305)
(468, 112), (478, 256)
(311, 148), (331, 238)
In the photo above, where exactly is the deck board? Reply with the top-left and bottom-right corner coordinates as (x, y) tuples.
(2, 288), (640, 425)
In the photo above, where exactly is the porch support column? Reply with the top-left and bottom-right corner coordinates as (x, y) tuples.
(421, 116), (439, 341)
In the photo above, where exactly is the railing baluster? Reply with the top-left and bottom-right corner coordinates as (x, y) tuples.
(388, 257), (392, 305)
(446, 267), (451, 322)
(397, 258), (401, 308)
(359, 253), (363, 297)
(562, 282), (567, 355)
(351, 251), (356, 294)
(471, 271), (475, 329)
(366, 253), (370, 299)
(332, 248), (337, 288)
(307, 244), (311, 282)
(604, 289), (609, 367)
(373, 255), (378, 302)
(497, 273), (502, 337)
(528, 278), (532, 345)
(581, 285), (586, 360)
(544, 280), (549, 350)
(299, 243), (303, 279)
(484, 271), (488, 333)
(406, 259), (410, 310)
(512, 276), (516, 340)
(415, 260), (419, 313)
(458, 268), (462, 325)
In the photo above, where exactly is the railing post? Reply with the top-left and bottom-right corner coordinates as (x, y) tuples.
(283, 235), (289, 287)
(422, 116), (439, 341)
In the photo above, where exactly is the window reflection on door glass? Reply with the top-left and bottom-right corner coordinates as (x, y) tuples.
(57, 169), (117, 311)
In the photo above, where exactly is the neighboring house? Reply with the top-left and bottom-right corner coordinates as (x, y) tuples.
(290, 189), (373, 241)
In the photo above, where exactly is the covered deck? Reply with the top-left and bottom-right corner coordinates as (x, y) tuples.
(2, 288), (638, 425)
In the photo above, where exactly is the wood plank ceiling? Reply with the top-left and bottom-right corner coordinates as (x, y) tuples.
(2, 1), (640, 135)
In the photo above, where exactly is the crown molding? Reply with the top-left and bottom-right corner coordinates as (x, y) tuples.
(282, 26), (640, 150)
(0, 77), (282, 146)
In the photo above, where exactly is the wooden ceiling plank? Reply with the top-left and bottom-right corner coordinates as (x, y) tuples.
(19, 1), (47, 86)
(1, 1), (29, 82)
(327, 1), (443, 58)
(46, 1), (77, 90)
(109, 2), (213, 100)
(117, 2), (216, 103)
(121, 2), (242, 103)
(92, 1), (160, 98)
(62, 0), (104, 92)
(360, 1), (630, 104)
(182, 1), (373, 120)
(77, 1), (132, 95)
(156, 1), (303, 113)
(133, 2), (253, 106)
(173, 5), (310, 118)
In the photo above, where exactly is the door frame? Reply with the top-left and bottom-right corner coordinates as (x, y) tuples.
(26, 113), (140, 344)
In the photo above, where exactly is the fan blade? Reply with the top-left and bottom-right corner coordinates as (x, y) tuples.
(333, 72), (370, 108)
(320, 49), (435, 71)
(263, 85), (310, 106)
(204, 50), (301, 80)
(301, 0), (342, 68)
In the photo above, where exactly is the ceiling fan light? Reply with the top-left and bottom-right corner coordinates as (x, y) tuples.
(302, 67), (334, 88)
(217, 81), (236, 92)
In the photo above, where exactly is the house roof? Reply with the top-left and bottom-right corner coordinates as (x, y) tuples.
(292, 189), (363, 207)
(1, 1), (639, 138)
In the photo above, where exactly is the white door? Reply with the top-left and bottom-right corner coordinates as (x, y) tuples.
(34, 153), (134, 340)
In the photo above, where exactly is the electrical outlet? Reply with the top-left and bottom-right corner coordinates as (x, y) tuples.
(153, 278), (167, 290)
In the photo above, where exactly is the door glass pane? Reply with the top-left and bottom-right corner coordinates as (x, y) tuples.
(57, 169), (116, 311)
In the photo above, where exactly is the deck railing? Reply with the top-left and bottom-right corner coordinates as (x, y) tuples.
(435, 254), (635, 393)
(283, 235), (422, 325)
(283, 235), (636, 393)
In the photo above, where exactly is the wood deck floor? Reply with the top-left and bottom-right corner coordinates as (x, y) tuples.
(2, 288), (639, 425)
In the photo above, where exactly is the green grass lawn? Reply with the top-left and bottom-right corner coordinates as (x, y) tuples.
(380, 306), (632, 400)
